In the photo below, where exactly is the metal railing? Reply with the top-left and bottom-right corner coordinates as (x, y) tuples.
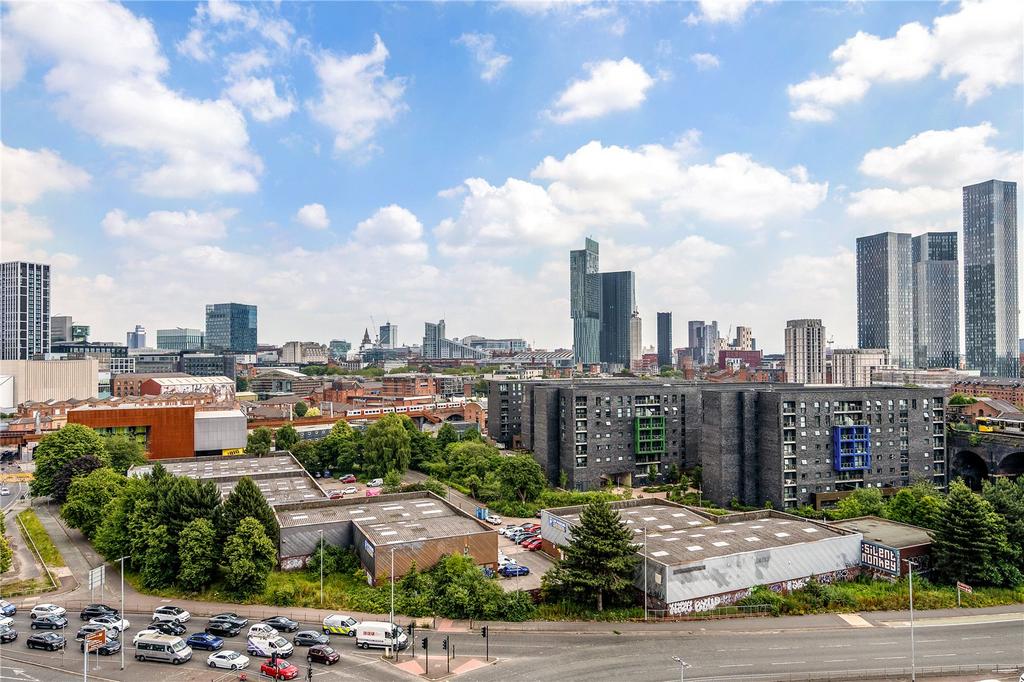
(687, 663), (1023, 682)
(643, 604), (773, 621)
(15, 512), (59, 592)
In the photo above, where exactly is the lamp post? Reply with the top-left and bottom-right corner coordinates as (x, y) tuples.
(904, 559), (917, 682)
(319, 530), (324, 606)
(390, 548), (395, 629)
(642, 526), (648, 621)
(671, 656), (690, 682)
(118, 555), (130, 671)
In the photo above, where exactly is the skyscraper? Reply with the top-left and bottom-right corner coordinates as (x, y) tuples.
(156, 327), (204, 351)
(126, 324), (146, 349)
(964, 180), (1019, 377)
(205, 303), (257, 353)
(379, 321), (398, 349)
(629, 311), (642, 369)
(784, 319), (825, 383)
(686, 320), (719, 366)
(570, 238), (601, 366)
(912, 232), (960, 369)
(599, 271), (636, 369)
(421, 320), (486, 359)
(51, 315), (73, 344)
(857, 232), (913, 367)
(657, 312), (672, 368)
(1, 261), (50, 360)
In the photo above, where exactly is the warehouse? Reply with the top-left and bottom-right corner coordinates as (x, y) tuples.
(830, 516), (933, 577)
(541, 499), (863, 615)
(276, 492), (498, 581)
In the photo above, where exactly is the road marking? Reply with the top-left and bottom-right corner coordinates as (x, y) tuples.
(867, 641), (898, 646)
(770, 662), (806, 665)
(917, 639), (946, 643)
(719, 664), (753, 668)
(819, 644), (852, 648)
(716, 648), (751, 652)
(875, 656), (907, 660)
(961, 635), (991, 640)
(768, 646), (793, 650)
(923, 653), (957, 658)
(838, 613), (873, 628)
(822, 659), (856, 663)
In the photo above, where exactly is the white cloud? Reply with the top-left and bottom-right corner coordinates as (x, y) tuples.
(176, 28), (211, 61)
(686, 0), (762, 25)
(307, 35), (407, 153)
(788, 0), (1024, 121)
(1, 208), (78, 269)
(179, 0), (295, 61)
(225, 76), (295, 122)
(101, 208), (235, 247)
(768, 249), (856, 340)
(456, 33), (511, 82)
(1, 143), (91, 205)
(501, 0), (627, 33)
(547, 58), (656, 124)
(295, 203), (330, 230)
(689, 53), (720, 70)
(846, 186), (960, 226)
(351, 205), (427, 261)
(3, 1), (262, 198)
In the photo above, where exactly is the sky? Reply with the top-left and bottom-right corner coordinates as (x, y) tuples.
(1, 0), (1022, 354)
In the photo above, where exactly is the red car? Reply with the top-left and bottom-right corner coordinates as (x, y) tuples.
(519, 534), (539, 547)
(524, 537), (543, 551)
(523, 524), (540, 533)
(339, 474), (357, 484)
(261, 659), (299, 680)
(328, 491), (344, 500)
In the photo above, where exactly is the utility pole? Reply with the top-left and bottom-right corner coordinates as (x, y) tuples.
(905, 559), (917, 682)
(643, 526), (649, 621)
(118, 555), (130, 671)
(390, 548), (395, 629)
(319, 529), (324, 606)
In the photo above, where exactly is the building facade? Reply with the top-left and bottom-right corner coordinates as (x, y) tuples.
(378, 322), (398, 349)
(912, 232), (960, 369)
(281, 341), (329, 365)
(421, 320), (486, 360)
(126, 324), (146, 350)
(657, 312), (672, 369)
(950, 377), (1024, 408)
(570, 238), (602, 366)
(156, 327), (204, 351)
(487, 378), (526, 447)
(785, 319), (826, 383)
(205, 303), (257, 353)
(857, 232), (913, 367)
(1, 261), (50, 360)
(0, 358), (99, 409)
(328, 339), (351, 360)
(832, 348), (890, 388)
(687, 320), (720, 366)
(50, 316), (72, 344)
(250, 368), (321, 397)
(179, 352), (237, 379)
(599, 271), (637, 369)
(963, 180), (1019, 377)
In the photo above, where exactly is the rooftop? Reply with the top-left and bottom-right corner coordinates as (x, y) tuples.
(148, 376), (233, 386)
(829, 516), (933, 549)
(129, 452), (305, 480)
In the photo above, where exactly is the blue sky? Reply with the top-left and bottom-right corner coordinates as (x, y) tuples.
(2, 0), (1021, 352)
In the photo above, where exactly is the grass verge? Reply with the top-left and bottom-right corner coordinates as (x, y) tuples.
(17, 508), (66, 568)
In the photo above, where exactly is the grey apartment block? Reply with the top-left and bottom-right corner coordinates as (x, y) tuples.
(487, 379), (525, 447)
(657, 312), (672, 368)
(912, 232), (960, 369)
(1, 261), (50, 360)
(857, 232), (913, 367)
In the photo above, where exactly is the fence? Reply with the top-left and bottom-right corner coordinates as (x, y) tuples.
(643, 604), (774, 621)
(14, 512), (59, 593)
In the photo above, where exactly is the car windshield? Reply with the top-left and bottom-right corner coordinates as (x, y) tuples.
(271, 637), (287, 647)
(223, 652), (239, 660)
(322, 647), (335, 654)
(171, 640), (187, 652)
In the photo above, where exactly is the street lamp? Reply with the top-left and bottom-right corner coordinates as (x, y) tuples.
(118, 555), (130, 671)
(390, 548), (395, 629)
(319, 530), (324, 606)
(642, 526), (648, 621)
(904, 559), (917, 682)
(671, 656), (690, 682)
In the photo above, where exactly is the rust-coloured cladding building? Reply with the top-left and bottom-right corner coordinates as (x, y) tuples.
(68, 405), (195, 459)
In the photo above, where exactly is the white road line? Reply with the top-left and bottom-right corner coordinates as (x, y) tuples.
(868, 641), (898, 646)
(822, 659), (856, 663)
(770, 661), (806, 666)
(819, 644), (852, 648)
(875, 656), (906, 660)
(916, 639), (946, 643)
(961, 635), (991, 640)
(719, 664), (753, 668)
(768, 646), (793, 650)
(923, 653), (958, 658)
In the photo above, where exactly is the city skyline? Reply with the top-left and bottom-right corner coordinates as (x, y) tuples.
(1, 1), (1022, 351)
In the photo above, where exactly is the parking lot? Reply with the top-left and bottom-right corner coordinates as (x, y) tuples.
(494, 521), (555, 592)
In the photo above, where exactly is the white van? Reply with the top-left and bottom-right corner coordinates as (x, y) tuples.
(355, 622), (408, 650)
(246, 634), (293, 658)
(133, 633), (193, 665)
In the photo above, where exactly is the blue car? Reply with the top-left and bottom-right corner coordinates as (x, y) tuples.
(499, 564), (530, 578)
(0, 600), (15, 617)
(185, 632), (223, 651)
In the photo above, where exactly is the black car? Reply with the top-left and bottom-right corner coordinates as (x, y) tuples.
(30, 614), (69, 630)
(26, 633), (65, 651)
(307, 644), (340, 665)
(79, 604), (118, 621)
(150, 620), (186, 636)
(293, 630), (329, 647)
(205, 621), (242, 637)
(80, 638), (121, 656)
(0, 626), (17, 643)
(261, 616), (299, 633)
(209, 612), (248, 628)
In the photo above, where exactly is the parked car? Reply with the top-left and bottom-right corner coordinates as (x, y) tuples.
(151, 605), (190, 623)
(306, 644), (340, 665)
(26, 632), (64, 651)
(293, 630), (329, 647)
(205, 621), (242, 638)
(481, 566), (495, 578)
(75, 623), (117, 641)
(133, 630), (159, 644)
(260, 659), (299, 680)
(79, 604), (118, 621)
(81, 638), (121, 656)
(0, 600), (17, 617)
(0, 624), (18, 643)
(0, 487), (10, 496)
(524, 537), (543, 551)
(90, 615), (130, 632)
(29, 604), (66, 620)
(341, 486), (357, 495)
(150, 620), (187, 636)
(499, 525), (520, 537)
(186, 632), (224, 651)
(328, 491), (344, 500)
(339, 474), (357, 483)
(30, 614), (69, 630)
(207, 650), (250, 670)
(0, 616), (13, 629)
(518, 534), (539, 546)
(368, 478), (384, 487)
(485, 515), (503, 525)
(498, 564), (530, 578)
(209, 612), (248, 628)
(261, 616), (299, 633)
(322, 614), (358, 636)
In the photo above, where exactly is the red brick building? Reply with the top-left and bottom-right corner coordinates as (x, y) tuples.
(951, 378), (1024, 408)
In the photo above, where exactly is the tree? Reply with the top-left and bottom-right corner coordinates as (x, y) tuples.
(543, 499), (639, 611)
(882, 489), (917, 524)
(140, 523), (176, 589)
(157, 476), (221, 537)
(461, 426), (482, 442)
(294, 401), (309, 418)
(236, 376), (249, 392)
(404, 419), (438, 469)
(830, 487), (884, 519)
(947, 393), (977, 405)
(290, 440), (324, 474)
(982, 477), (1024, 565)
(436, 423), (459, 452)
(496, 455), (546, 503)
(177, 518), (218, 592)
(275, 424), (300, 451)
(61, 468), (127, 538)
(932, 480), (1019, 586)
(103, 435), (146, 474)
(93, 476), (153, 563)
(362, 414), (412, 478)
(383, 470), (402, 493)
(30, 424), (109, 498)
(219, 477), (280, 544)
(223, 517), (277, 597)
(306, 537), (337, 578)
(320, 420), (360, 473)
(0, 535), (11, 574)
(51, 454), (107, 504)
(246, 427), (274, 456)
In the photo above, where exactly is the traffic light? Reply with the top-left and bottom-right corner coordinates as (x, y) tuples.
(481, 626), (488, 638)
(421, 637), (428, 650)
(442, 636), (449, 651)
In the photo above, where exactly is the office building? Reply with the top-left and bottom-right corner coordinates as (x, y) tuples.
(131, 348), (181, 374)
(126, 324), (146, 350)
(597, 272), (637, 370)
(657, 312), (672, 369)
(911, 232), (960, 369)
(378, 322), (398, 349)
(785, 319), (826, 383)
(963, 180), (1019, 377)
(570, 238), (602, 366)
(51, 341), (128, 373)
(51, 316), (72, 345)
(250, 368), (321, 398)
(461, 336), (529, 354)
(832, 348), (890, 387)
(328, 339), (352, 361)
(421, 320), (486, 360)
(179, 352), (237, 379)
(629, 311), (642, 369)
(687, 320), (720, 366)
(157, 327), (204, 351)
(205, 303), (257, 353)
(733, 326), (754, 351)
(280, 341), (329, 365)
(70, 324), (90, 343)
(857, 232), (913, 367)
(1, 261), (50, 360)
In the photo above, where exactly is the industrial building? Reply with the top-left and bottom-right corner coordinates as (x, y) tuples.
(541, 499), (863, 615)
(830, 516), (933, 577)
(139, 375), (235, 402)
(0, 358), (99, 411)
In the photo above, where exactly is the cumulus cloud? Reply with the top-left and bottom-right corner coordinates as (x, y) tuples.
(690, 53), (720, 70)
(788, 0), (1024, 121)
(307, 35), (407, 154)
(456, 33), (511, 82)
(686, 0), (763, 25)
(351, 205), (427, 261)
(1, 143), (91, 205)
(295, 203), (330, 230)
(547, 58), (656, 123)
(177, 0), (294, 62)
(225, 75), (295, 122)
(3, 1), (261, 197)
(101, 208), (235, 247)
(1, 207), (78, 269)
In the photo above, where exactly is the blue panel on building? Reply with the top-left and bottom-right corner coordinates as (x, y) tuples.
(832, 425), (871, 471)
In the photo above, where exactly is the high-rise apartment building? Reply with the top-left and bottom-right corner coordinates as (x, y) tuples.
(126, 324), (147, 350)
(832, 348), (890, 387)
(156, 328), (205, 351)
(857, 232), (913, 367)
(379, 322), (398, 349)
(784, 319), (826, 383)
(733, 325), (754, 351)
(205, 303), (257, 353)
(51, 315), (73, 344)
(912, 232), (960, 369)
(629, 311), (642, 368)
(1, 261), (50, 360)
(686, 320), (720, 366)
(657, 312), (672, 368)
(599, 271), (636, 369)
(570, 238), (601, 366)
(421, 320), (486, 359)
(963, 180), (1019, 377)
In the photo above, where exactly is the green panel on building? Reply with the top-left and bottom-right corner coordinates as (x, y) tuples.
(634, 415), (666, 455)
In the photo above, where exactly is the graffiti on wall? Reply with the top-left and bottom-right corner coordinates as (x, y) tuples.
(668, 567), (860, 614)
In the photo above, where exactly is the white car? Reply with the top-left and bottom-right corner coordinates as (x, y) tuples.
(368, 478), (384, 487)
(0, 616), (12, 629)
(90, 615), (130, 632)
(341, 486), (358, 495)
(133, 629), (159, 644)
(151, 605), (190, 623)
(486, 515), (503, 525)
(207, 650), (250, 670)
(497, 553), (517, 568)
(0, 487), (9, 496)
(247, 623), (278, 639)
(30, 604), (66, 620)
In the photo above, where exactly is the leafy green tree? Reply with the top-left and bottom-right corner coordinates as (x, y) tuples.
(177, 518), (218, 592)
(427, 554), (508, 619)
(404, 419), (438, 469)
(932, 480), (1020, 586)
(542, 499), (639, 611)
(50, 454), (106, 504)
(982, 477), (1024, 565)
(245, 426), (274, 456)
(93, 476), (153, 563)
(103, 435), (146, 474)
(0, 535), (12, 573)
(830, 487), (885, 519)
(30, 424), (109, 498)
(306, 537), (337, 578)
(61, 468), (127, 538)
(275, 424), (300, 451)
(290, 440), (324, 474)
(497, 455), (546, 503)
(436, 423), (459, 452)
(157, 476), (221, 537)
(461, 426), (482, 442)
(140, 523), (176, 589)
(219, 477), (279, 544)
(362, 414), (412, 478)
(882, 489), (917, 524)
(223, 517), (277, 597)
(236, 376), (249, 392)
(294, 401), (309, 418)
(383, 470), (402, 493)
(320, 420), (360, 473)
(947, 393), (977, 405)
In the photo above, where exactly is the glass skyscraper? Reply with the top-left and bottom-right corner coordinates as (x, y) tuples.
(599, 271), (636, 369)
(657, 312), (672, 368)
(205, 303), (257, 353)
(963, 179), (1018, 377)
(569, 238), (601, 365)
(912, 232), (960, 369)
(856, 232), (913, 368)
